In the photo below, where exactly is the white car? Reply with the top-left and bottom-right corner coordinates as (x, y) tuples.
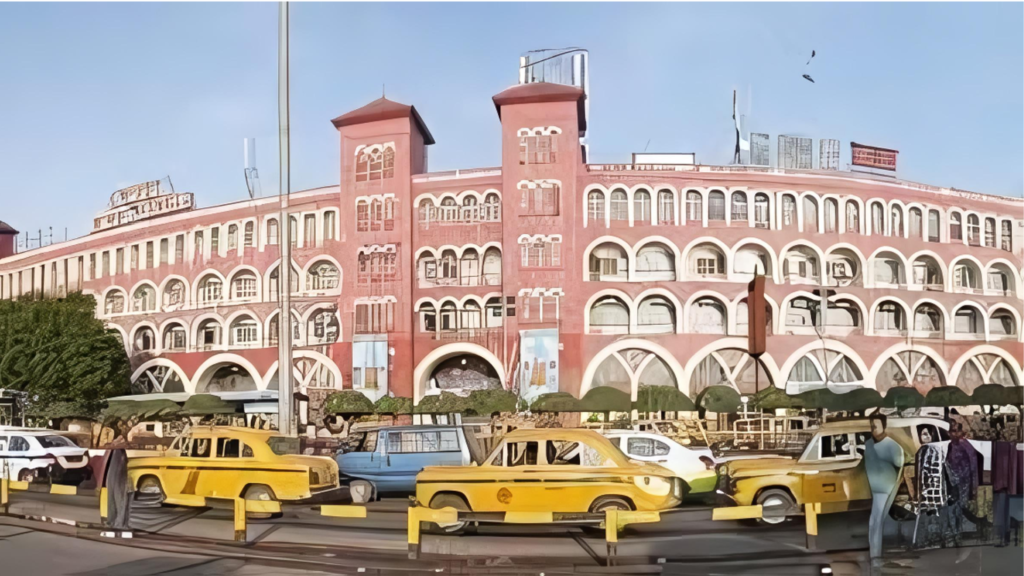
(605, 431), (718, 494)
(0, 428), (92, 484)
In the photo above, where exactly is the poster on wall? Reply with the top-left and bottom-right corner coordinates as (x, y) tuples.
(519, 329), (559, 404)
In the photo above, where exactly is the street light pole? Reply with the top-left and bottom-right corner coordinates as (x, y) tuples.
(276, 1), (295, 437)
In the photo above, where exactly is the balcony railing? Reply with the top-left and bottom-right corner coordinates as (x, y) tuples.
(429, 327), (503, 355)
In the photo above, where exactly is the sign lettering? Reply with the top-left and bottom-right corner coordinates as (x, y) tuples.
(851, 142), (898, 171)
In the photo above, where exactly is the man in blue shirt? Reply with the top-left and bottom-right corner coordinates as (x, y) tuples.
(862, 412), (904, 561)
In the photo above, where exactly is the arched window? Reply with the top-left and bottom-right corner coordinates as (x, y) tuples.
(731, 192), (748, 222)
(781, 195), (797, 229)
(104, 291), (125, 315)
(909, 208), (923, 239)
(870, 202), (885, 235)
(873, 253), (904, 285)
(269, 264), (300, 298)
(196, 318), (222, 350)
(988, 264), (1013, 295)
(306, 261), (340, 291)
(1001, 220), (1012, 251)
(785, 297), (817, 328)
(588, 191), (605, 224)
(308, 309), (340, 344)
(228, 272), (256, 300)
(229, 316), (259, 347)
(638, 296), (676, 333)
(244, 221), (255, 247)
(914, 304), (943, 335)
(984, 218), (996, 248)
(734, 245), (771, 277)
(132, 285), (156, 312)
(197, 275), (223, 304)
(824, 198), (838, 233)
(610, 189), (628, 221)
(826, 300), (861, 334)
(754, 193), (770, 228)
(459, 249), (481, 286)
(657, 190), (675, 225)
(133, 327), (156, 353)
(686, 191), (702, 224)
(267, 313), (301, 346)
(589, 297), (629, 333)
(689, 297), (726, 334)
(688, 244), (726, 277)
(633, 190), (651, 224)
(227, 224), (238, 251)
(324, 210), (337, 239)
(635, 243), (676, 280)
(827, 249), (861, 286)
(967, 214), (981, 246)
(162, 279), (186, 310)
(782, 246), (820, 283)
(911, 257), (942, 289)
(890, 206), (904, 237)
(846, 201), (860, 233)
(589, 243), (628, 281)
(954, 262), (980, 290)
(483, 247), (502, 284)
(162, 323), (187, 351)
(267, 218), (279, 245)
(950, 213), (963, 241)
(954, 307), (982, 335)
(708, 191), (726, 221)
(735, 299), (773, 337)
(927, 210), (940, 242)
(874, 301), (906, 333)
(989, 311), (1017, 337)
(802, 196), (819, 232)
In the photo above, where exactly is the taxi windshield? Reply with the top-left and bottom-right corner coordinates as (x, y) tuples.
(267, 436), (297, 456)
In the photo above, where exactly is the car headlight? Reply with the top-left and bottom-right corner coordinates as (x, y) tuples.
(716, 464), (728, 476)
(636, 475), (671, 496)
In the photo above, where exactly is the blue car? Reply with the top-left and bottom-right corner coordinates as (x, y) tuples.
(337, 425), (484, 495)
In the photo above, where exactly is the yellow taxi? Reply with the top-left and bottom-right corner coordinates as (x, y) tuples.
(716, 417), (948, 521)
(415, 428), (684, 523)
(127, 426), (340, 507)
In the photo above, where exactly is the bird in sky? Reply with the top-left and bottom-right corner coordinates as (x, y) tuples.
(806, 50), (816, 65)
(802, 74), (815, 83)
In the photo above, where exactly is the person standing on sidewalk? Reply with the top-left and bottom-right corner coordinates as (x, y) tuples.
(103, 439), (132, 538)
(863, 412), (904, 562)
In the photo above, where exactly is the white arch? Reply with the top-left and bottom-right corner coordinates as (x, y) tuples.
(225, 309), (263, 347)
(986, 303), (1022, 341)
(634, 287), (684, 334)
(579, 339), (688, 399)
(191, 269), (227, 305)
(866, 246), (911, 288)
(680, 336), (782, 396)
(867, 343), (951, 391)
(947, 254), (986, 293)
(777, 339), (872, 389)
(413, 343), (507, 402)
(984, 257), (1023, 295)
(262, 350), (344, 392)
(583, 288), (633, 334)
(127, 321), (159, 354)
(225, 264), (263, 301)
(948, 345), (1024, 389)
(680, 236), (731, 276)
(865, 198), (887, 236)
(909, 297), (952, 336)
(907, 249), (948, 289)
(130, 358), (193, 394)
(581, 236), (634, 282)
(582, 183), (610, 228)
(729, 291), (781, 336)
(868, 296), (913, 336)
(778, 240), (826, 273)
(158, 275), (191, 309)
(192, 352), (265, 393)
(797, 190), (823, 234)
(730, 237), (781, 284)
(650, 184), (679, 225)
(841, 195), (866, 234)
(682, 290), (731, 334)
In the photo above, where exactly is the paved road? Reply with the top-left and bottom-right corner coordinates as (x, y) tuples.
(3, 491), (1021, 575)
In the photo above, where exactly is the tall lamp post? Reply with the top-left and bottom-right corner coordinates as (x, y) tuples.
(276, 1), (295, 437)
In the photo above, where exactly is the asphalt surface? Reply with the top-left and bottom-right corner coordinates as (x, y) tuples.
(2, 490), (1021, 575)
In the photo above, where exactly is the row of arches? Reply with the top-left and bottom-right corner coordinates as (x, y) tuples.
(100, 258), (341, 317)
(581, 185), (1016, 253)
(583, 235), (1022, 295)
(415, 245), (502, 288)
(584, 288), (1020, 341)
(131, 351), (342, 395)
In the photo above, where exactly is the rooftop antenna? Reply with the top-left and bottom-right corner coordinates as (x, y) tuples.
(244, 138), (263, 199)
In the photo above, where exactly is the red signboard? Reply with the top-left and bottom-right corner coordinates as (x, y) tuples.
(747, 276), (766, 357)
(851, 142), (898, 171)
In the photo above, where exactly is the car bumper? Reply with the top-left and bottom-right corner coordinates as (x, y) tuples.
(293, 484), (352, 505)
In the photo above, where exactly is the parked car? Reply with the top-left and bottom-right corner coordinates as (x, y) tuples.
(415, 428), (685, 530)
(604, 431), (718, 494)
(128, 426), (346, 508)
(0, 427), (92, 484)
(716, 417), (949, 523)
(337, 425), (483, 496)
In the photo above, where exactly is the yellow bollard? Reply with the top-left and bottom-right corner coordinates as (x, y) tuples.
(804, 502), (821, 549)
(321, 505), (368, 518)
(1, 475), (8, 509)
(99, 487), (108, 519)
(233, 498), (246, 542)
(604, 509), (661, 564)
(407, 506), (458, 559)
(50, 484), (77, 496)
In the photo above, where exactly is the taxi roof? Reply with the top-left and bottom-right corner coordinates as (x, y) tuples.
(503, 428), (608, 442)
(188, 426), (277, 438)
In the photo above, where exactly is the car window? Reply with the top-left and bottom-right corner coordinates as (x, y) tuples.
(819, 433), (853, 460)
(217, 438), (249, 458)
(9, 436), (29, 452)
(579, 441), (610, 467)
(607, 436), (621, 449)
(937, 426), (950, 442)
(189, 437), (211, 458)
(549, 440), (581, 465)
(38, 435), (76, 449)
(915, 424), (939, 445)
(0, 436), (8, 451)
(356, 431), (379, 453)
(506, 441), (539, 466)
(627, 437), (654, 457)
(387, 430), (460, 454)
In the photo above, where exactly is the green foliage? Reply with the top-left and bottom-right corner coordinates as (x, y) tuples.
(374, 395), (413, 415)
(925, 386), (972, 407)
(881, 387), (925, 410)
(697, 386), (742, 413)
(751, 386), (802, 410)
(102, 399), (181, 423)
(413, 391), (472, 414)
(466, 389), (518, 415)
(634, 385), (695, 412)
(323, 390), (375, 415)
(972, 384), (1023, 407)
(530, 392), (583, 413)
(182, 394), (236, 416)
(0, 293), (131, 418)
(578, 387), (631, 412)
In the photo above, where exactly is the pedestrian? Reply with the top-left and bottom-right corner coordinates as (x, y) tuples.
(863, 412), (904, 563)
(103, 438), (133, 538)
(944, 422), (980, 545)
(991, 429), (1020, 547)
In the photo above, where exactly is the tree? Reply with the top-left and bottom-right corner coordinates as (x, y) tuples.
(0, 293), (131, 418)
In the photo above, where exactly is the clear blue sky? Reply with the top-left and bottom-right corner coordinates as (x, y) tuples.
(1, 2), (1021, 242)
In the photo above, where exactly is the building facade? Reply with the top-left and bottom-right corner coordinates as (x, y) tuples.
(1, 82), (1022, 423)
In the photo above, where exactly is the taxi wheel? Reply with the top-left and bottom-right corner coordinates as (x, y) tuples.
(243, 484), (279, 520)
(427, 493), (470, 535)
(134, 476), (166, 507)
(589, 496), (633, 513)
(756, 489), (795, 525)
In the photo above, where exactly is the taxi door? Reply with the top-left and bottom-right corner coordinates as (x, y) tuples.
(199, 437), (251, 498)
(800, 432), (866, 512)
(486, 439), (551, 512)
(166, 434), (213, 501)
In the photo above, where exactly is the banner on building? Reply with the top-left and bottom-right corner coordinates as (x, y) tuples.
(519, 328), (559, 404)
(750, 133), (770, 166)
(94, 179), (194, 232)
(819, 139), (840, 170)
(851, 142), (898, 171)
(779, 136), (812, 170)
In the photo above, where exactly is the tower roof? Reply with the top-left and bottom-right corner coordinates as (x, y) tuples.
(0, 221), (18, 235)
(492, 83), (586, 131)
(331, 97), (435, 145)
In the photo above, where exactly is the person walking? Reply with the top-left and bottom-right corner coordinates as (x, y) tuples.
(863, 413), (904, 563)
(103, 439), (133, 538)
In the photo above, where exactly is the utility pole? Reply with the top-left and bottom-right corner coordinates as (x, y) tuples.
(276, 1), (295, 437)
